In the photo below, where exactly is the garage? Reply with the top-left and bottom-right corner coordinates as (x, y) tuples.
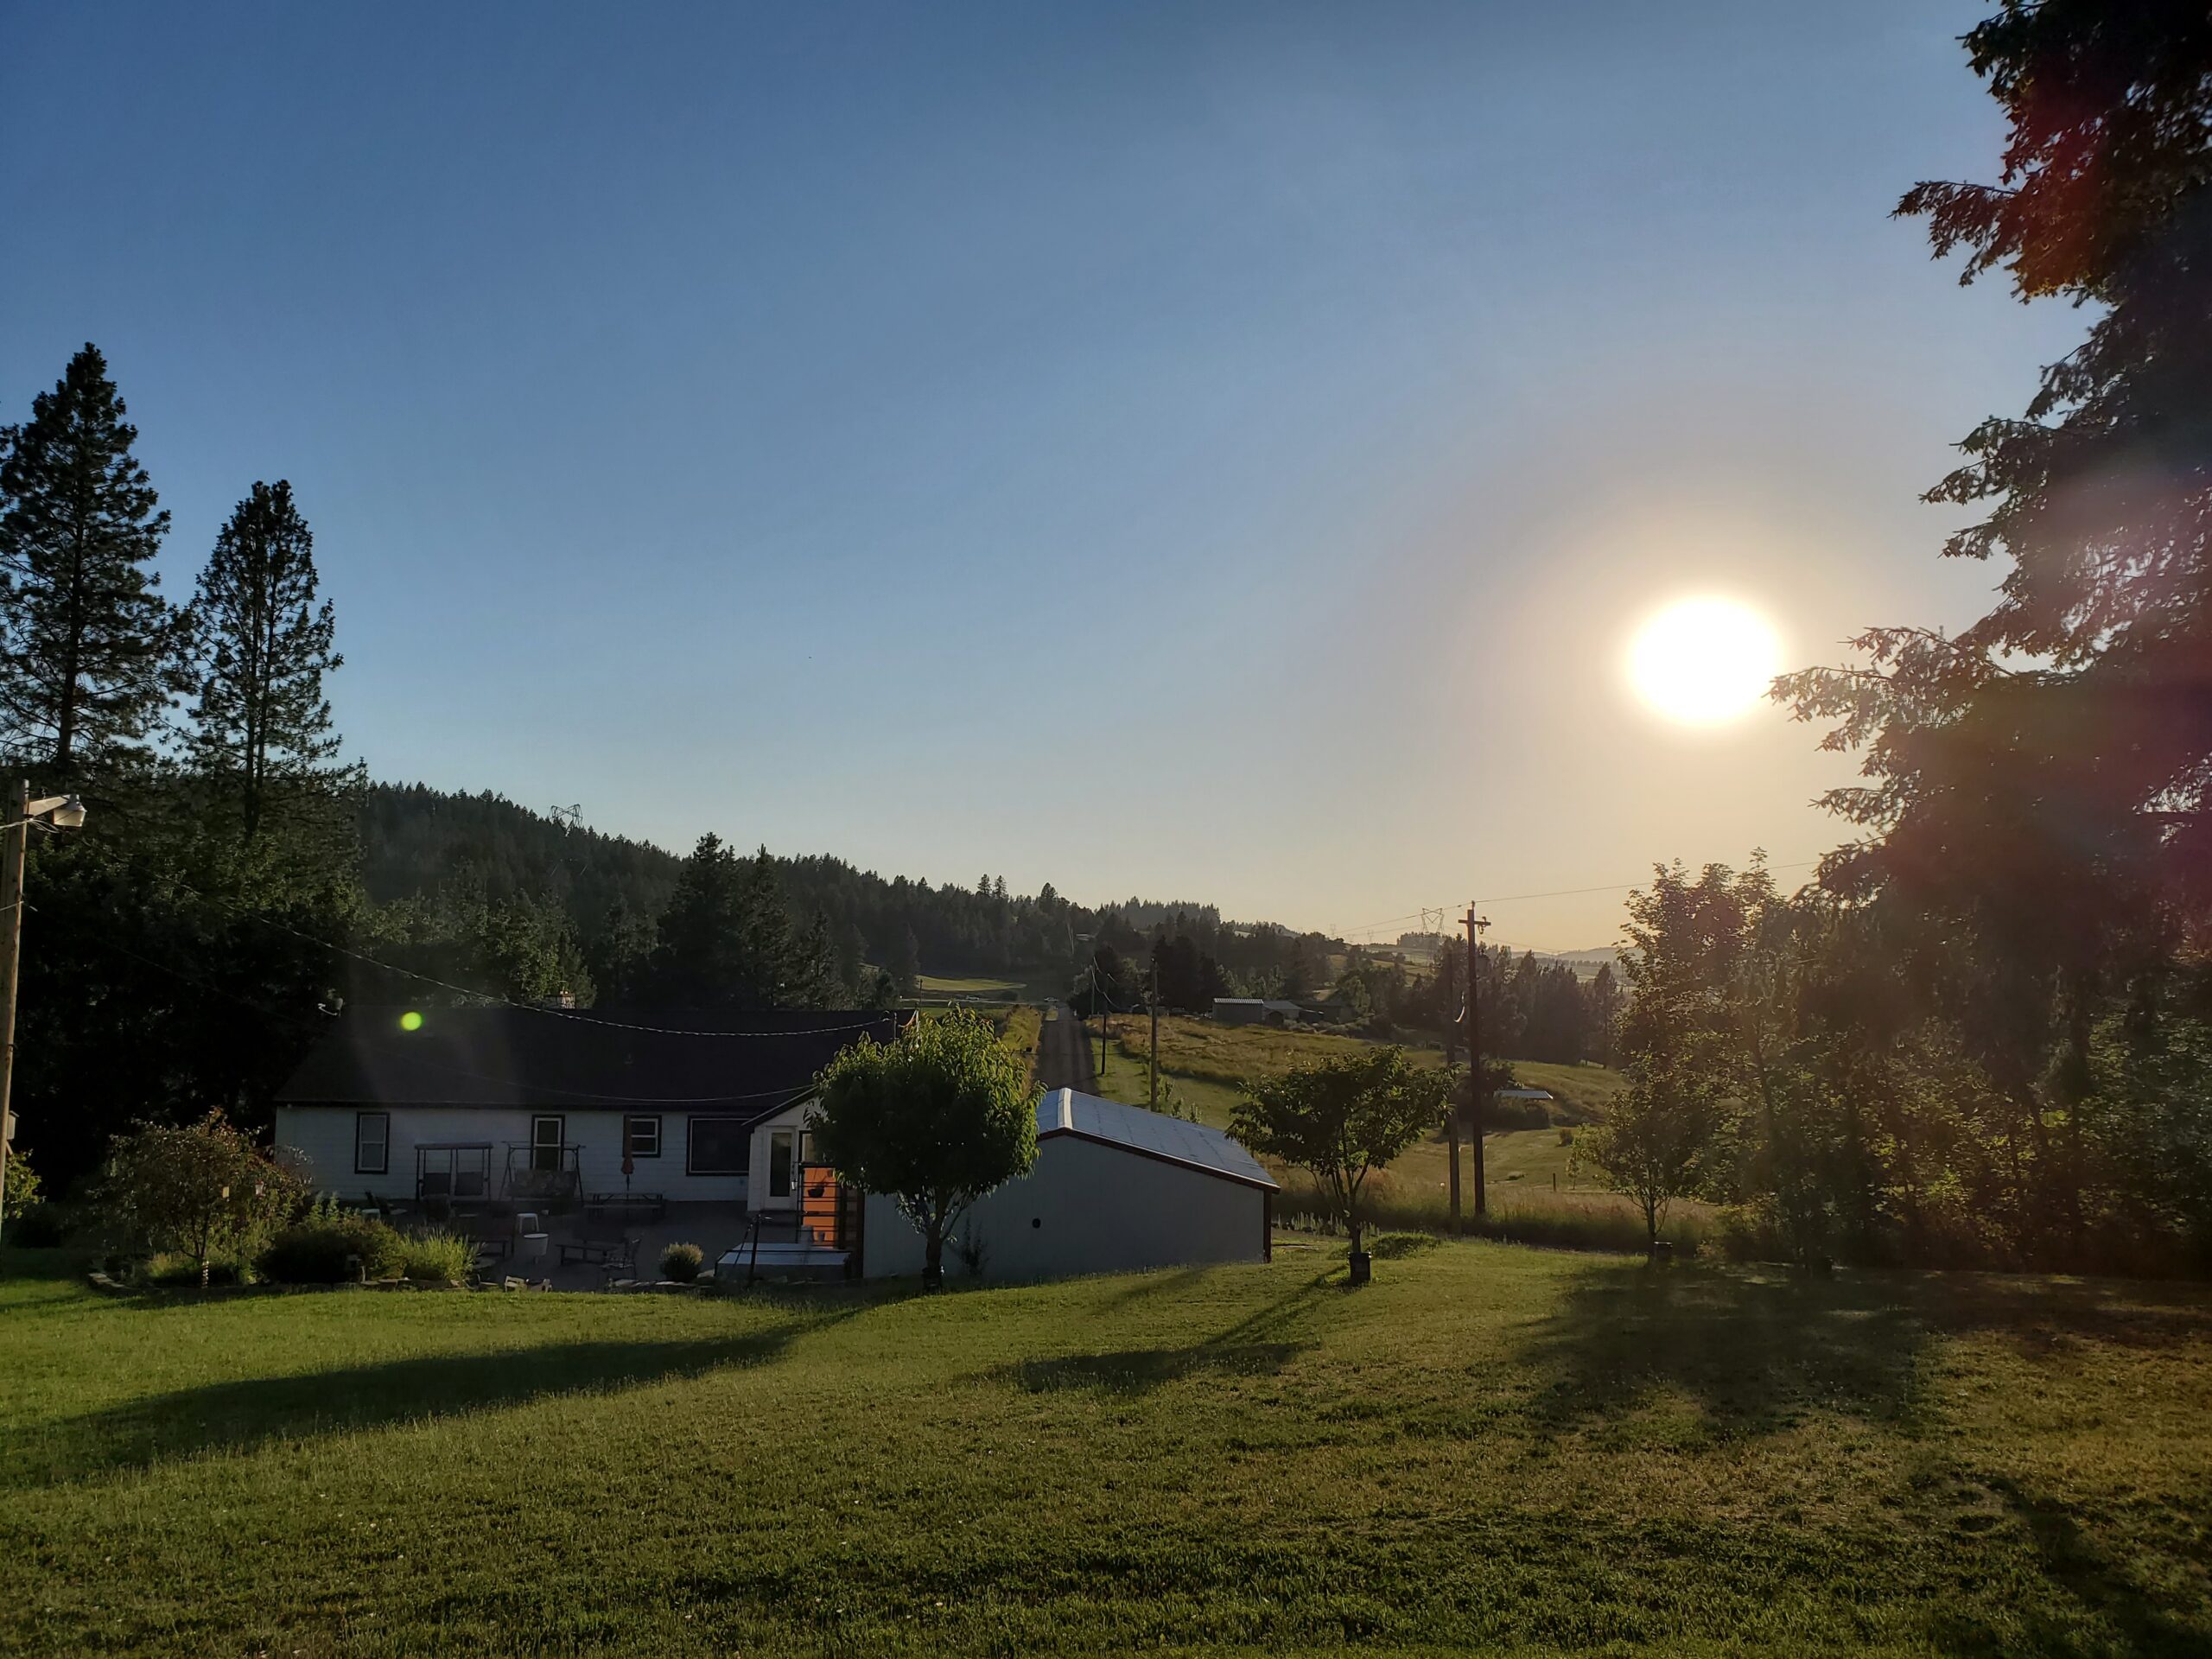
(860, 1088), (1276, 1282)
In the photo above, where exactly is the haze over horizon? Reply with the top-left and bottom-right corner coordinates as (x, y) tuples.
(0, 2), (2086, 950)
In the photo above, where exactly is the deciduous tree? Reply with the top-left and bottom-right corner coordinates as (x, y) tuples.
(97, 1109), (302, 1287)
(811, 1010), (1039, 1289)
(1230, 1046), (1446, 1270)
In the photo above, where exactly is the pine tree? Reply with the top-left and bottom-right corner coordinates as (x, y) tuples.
(0, 345), (175, 772)
(888, 925), (921, 995)
(184, 480), (346, 840)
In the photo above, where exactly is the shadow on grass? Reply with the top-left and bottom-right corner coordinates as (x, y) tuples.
(996, 1268), (1340, 1396)
(16, 1325), (821, 1486)
(1014, 1340), (1306, 1395)
(1513, 1262), (2212, 1440)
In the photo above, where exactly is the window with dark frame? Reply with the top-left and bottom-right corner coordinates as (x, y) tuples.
(531, 1114), (564, 1173)
(625, 1114), (662, 1159)
(354, 1111), (390, 1175)
(688, 1116), (749, 1176)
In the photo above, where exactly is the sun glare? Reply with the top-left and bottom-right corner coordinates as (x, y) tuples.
(1627, 597), (1780, 725)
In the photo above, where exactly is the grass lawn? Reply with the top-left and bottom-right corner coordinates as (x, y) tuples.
(3, 1246), (2209, 1656)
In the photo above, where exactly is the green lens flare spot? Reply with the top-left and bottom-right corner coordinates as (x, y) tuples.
(399, 1010), (424, 1033)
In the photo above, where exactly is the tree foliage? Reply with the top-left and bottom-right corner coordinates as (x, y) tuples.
(1230, 1046), (1447, 1262)
(810, 1010), (1039, 1288)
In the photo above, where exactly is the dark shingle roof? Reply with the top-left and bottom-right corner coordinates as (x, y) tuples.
(276, 1007), (910, 1113)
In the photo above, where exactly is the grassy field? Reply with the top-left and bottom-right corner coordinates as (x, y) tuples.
(916, 973), (1023, 996)
(1098, 1014), (1624, 1124)
(1090, 1014), (1648, 1235)
(3, 1245), (2209, 1656)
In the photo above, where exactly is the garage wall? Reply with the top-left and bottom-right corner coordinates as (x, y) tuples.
(861, 1132), (1269, 1281)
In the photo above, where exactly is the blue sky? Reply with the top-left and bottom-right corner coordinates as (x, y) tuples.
(0, 2), (2080, 946)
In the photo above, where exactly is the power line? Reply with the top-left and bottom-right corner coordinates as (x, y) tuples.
(75, 923), (820, 1106)
(1474, 858), (1825, 908)
(1330, 856), (1833, 940)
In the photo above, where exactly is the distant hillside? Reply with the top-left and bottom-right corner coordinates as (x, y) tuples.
(358, 785), (1308, 985)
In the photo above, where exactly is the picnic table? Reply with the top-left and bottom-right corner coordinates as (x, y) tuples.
(583, 1192), (667, 1224)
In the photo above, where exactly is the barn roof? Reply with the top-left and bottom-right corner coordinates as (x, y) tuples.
(276, 1006), (909, 1112)
(1036, 1089), (1279, 1191)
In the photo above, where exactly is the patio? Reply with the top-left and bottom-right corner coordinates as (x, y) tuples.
(368, 1197), (755, 1290)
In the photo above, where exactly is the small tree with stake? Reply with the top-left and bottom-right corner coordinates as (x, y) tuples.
(1231, 1046), (1447, 1282)
(810, 1010), (1038, 1291)
(98, 1109), (302, 1287)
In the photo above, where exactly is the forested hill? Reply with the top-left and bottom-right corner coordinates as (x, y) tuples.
(362, 785), (682, 926)
(359, 784), (1242, 986)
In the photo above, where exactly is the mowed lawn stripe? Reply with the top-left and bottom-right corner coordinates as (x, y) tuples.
(3, 1244), (2209, 1656)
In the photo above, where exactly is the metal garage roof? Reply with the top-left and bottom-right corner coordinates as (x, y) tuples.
(1036, 1089), (1279, 1191)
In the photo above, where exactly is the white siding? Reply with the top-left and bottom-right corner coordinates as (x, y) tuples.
(745, 1098), (817, 1213)
(861, 1132), (1269, 1281)
(274, 1104), (779, 1203)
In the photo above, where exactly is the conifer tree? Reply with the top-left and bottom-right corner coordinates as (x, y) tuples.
(184, 480), (346, 839)
(0, 345), (175, 772)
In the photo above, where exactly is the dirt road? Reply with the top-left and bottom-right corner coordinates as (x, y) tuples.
(1033, 1001), (1098, 1094)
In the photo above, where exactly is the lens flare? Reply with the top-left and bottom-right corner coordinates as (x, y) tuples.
(1627, 597), (1780, 725)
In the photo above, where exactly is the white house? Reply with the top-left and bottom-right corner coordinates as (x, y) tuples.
(277, 1009), (1276, 1287)
(854, 1089), (1277, 1282)
(272, 1006), (910, 1214)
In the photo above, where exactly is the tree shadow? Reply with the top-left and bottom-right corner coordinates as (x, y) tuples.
(995, 1268), (1339, 1396)
(1923, 1476), (2212, 1657)
(1511, 1262), (2212, 1442)
(15, 1325), (820, 1486)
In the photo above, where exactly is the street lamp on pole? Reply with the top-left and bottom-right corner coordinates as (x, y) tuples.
(0, 783), (88, 1236)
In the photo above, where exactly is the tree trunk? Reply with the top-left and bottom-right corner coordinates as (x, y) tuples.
(923, 1224), (944, 1293)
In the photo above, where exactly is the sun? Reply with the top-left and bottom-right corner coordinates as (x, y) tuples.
(1627, 597), (1781, 725)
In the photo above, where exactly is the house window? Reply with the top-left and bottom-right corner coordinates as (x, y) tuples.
(354, 1111), (390, 1175)
(625, 1115), (662, 1159)
(688, 1116), (748, 1176)
(797, 1128), (817, 1168)
(768, 1129), (795, 1200)
(531, 1115), (564, 1173)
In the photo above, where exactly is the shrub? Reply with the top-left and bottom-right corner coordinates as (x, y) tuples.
(1368, 1231), (1439, 1259)
(261, 1205), (405, 1284)
(400, 1230), (477, 1284)
(659, 1242), (705, 1283)
(143, 1249), (248, 1287)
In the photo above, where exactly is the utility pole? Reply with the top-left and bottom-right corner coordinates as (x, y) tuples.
(1149, 953), (1160, 1111)
(0, 783), (86, 1235)
(0, 784), (26, 1233)
(1465, 906), (1491, 1217)
(1093, 950), (1109, 1082)
(1442, 991), (1461, 1232)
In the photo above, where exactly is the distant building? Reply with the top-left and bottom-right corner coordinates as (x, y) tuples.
(1212, 996), (1307, 1028)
